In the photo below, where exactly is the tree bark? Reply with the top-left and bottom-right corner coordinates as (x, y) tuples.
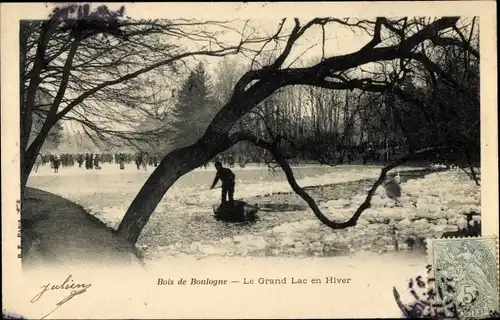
(22, 120), (56, 187)
(21, 21), (54, 157)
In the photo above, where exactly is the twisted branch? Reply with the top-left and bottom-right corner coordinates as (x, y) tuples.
(230, 130), (453, 229)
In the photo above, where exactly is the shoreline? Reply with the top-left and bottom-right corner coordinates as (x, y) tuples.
(21, 187), (143, 268)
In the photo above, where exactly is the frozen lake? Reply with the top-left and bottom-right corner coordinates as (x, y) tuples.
(27, 163), (397, 231)
(27, 163), (480, 262)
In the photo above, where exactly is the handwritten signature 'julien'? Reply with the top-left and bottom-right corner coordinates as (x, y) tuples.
(30, 274), (92, 319)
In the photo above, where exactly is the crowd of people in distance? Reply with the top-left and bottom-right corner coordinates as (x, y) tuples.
(33, 149), (254, 175)
(33, 144), (463, 175)
(34, 152), (163, 173)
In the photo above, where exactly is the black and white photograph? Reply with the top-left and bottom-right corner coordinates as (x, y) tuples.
(2, 2), (497, 319)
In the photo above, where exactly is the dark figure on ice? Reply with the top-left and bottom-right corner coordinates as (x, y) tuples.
(142, 152), (149, 171)
(210, 161), (235, 204)
(77, 154), (84, 168)
(85, 153), (90, 169)
(119, 154), (125, 170)
(93, 154), (100, 169)
(135, 153), (142, 170)
(53, 156), (60, 173)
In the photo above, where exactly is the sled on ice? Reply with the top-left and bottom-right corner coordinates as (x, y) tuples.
(212, 200), (259, 222)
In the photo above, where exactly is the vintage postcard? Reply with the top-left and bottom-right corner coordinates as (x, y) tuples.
(2, 1), (498, 319)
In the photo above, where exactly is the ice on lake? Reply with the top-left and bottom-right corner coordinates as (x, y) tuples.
(27, 163), (480, 261)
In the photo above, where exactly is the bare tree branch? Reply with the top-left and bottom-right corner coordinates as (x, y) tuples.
(230, 131), (455, 230)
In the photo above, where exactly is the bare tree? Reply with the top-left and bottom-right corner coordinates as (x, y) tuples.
(213, 57), (248, 106)
(21, 3), (273, 190)
(117, 16), (479, 243)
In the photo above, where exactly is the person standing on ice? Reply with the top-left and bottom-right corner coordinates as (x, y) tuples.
(135, 152), (142, 170)
(53, 156), (61, 173)
(210, 161), (236, 205)
(142, 152), (149, 171)
(119, 153), (125, 170)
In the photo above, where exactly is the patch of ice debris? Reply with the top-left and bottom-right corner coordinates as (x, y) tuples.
(28, 164), (420, 231)
(144, 170), (480, 260)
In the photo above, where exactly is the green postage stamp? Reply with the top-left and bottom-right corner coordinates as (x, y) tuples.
(427, 236), (499, 318)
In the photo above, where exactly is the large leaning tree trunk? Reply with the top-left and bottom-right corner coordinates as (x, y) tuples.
(116, 16), (473, 243)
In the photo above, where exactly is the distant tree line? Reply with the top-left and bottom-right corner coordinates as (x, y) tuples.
(160, 35), (478, 168)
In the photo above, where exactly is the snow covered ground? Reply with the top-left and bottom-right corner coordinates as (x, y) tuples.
(27, 164), (480, 262)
